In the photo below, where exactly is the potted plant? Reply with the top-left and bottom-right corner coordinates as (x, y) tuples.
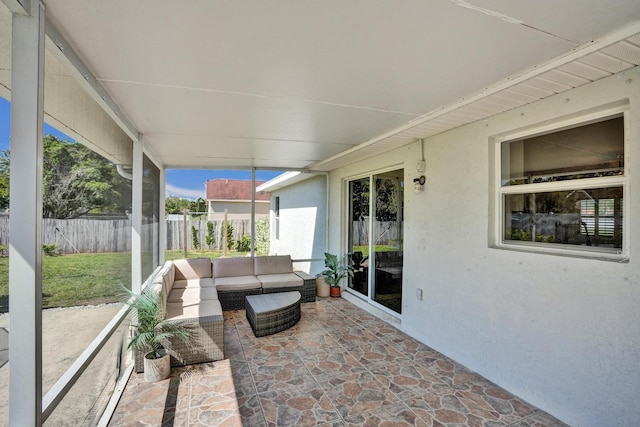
(121, 286), (190, 382)
(320, 252), (354, 298)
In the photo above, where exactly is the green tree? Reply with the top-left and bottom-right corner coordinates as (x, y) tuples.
(255, 218), (270, 254)
(224, 220), (235, 250)
(0, 135), (128, 218)
(190, 197), (207, 218)
(205, 221), (215, 248)
(351, 178), (370, 221)
(236, 235), (251, 252)
(165, 195), (191, 214)
(0, 150), (9, 210)
(41, 136), (125, 218)
(191, 225), (200, 249)
(375, 177), (399, 221)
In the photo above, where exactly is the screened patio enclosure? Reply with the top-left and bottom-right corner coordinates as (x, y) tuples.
(2, 1), (640, 426)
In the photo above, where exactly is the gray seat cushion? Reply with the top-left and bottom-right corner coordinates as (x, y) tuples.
(173, 258), (212, 280)
(257, 273), (303, 289)
(165, 299), (223, 320)
(214, 275), (262, 291)
(213, 257), (254, 277)
(254, 255), (292, 275)
(167, 287), (219, 303)
(172, 278), (215, 289)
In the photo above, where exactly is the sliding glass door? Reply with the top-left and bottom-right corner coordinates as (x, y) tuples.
(348, 178), (370, 296)
(348, 169), (403, 314)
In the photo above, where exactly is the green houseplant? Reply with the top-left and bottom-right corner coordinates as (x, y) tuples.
(321, 252), (354, 297)
(121, 286), (190, 382)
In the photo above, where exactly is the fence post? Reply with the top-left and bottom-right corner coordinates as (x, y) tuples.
(183, 208), (189, 258)
(223, 209), (228, 257)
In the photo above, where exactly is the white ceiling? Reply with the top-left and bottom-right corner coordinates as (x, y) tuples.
(42, 0), (640, 171)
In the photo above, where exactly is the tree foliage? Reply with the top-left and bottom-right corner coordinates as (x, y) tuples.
(255, 218), (270, 255)
(0, 150), (9, 210)
(190, 197), (206, 216)
(165, 196), (207, 218)
(225, 220), (234, 250)
(164, 195), (191, 214)
(350, 177), (399, 221)
(191, 225), (200, 249)
(0, 135), (130, 218)
(205, 221), (215, 248)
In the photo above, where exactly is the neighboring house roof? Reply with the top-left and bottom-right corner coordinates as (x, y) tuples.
(205, 179), (270, 202)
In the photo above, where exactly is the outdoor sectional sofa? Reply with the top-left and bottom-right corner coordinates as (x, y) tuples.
(134, 255), (315, 372)
(213, 255), (315, 310)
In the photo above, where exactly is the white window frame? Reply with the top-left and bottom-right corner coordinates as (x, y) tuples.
(493, 105), (629, 261)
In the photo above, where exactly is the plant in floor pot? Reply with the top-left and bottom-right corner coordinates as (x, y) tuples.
(321, 252), (354, 298)
(121, 286), (190, 382)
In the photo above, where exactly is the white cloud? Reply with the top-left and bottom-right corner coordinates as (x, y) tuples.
(165, 184), (204, 200)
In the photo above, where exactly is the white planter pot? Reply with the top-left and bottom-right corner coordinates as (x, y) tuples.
(316, 276), (330, 297)
(144, 349), (170, 382)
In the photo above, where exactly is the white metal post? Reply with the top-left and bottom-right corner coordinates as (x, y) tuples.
(8, 0), (45, 424)
(251, 168), (256, 255)
(131, 139), (143, 293)
(159, 167), (166, 265)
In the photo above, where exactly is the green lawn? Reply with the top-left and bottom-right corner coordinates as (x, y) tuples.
(351, 245), (400, 257)
(164, 249), (262, 260)
(0, 249), (262, 312)
(0, 252), (131, 312)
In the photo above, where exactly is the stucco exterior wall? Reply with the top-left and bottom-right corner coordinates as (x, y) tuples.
(328, 68), (640, 427)
(208, 200), (270, 215)
(269, 175), (327, 275)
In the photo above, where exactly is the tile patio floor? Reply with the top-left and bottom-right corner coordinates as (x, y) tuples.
(108, 297), (569, 427)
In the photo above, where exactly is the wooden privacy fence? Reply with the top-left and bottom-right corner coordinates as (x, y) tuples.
(165, 218), (251, 251)
(0, 216), (254, 254)
(0, 216), (401, 254)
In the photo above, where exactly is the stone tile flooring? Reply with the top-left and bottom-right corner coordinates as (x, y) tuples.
(108, 297), (569, 427)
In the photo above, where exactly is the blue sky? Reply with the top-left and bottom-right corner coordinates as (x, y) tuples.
(0, 97), (280, 199)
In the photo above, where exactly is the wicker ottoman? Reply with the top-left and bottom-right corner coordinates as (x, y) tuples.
(245, 291), (301, 337)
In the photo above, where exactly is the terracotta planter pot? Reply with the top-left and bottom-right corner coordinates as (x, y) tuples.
(316, 276), (330, 297)
(144, 349), (170, 382)
(330, 286), (341, 298)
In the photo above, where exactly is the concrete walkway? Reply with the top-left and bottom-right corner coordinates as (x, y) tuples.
(0, 304), (122, 426)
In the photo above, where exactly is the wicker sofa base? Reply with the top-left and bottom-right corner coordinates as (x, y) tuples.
(246, 291), (301, 337)
(164, 314), (224, 366)
(260, 272), (315, 303)
(134, 314), (224, 373)
(218, 288), (262, 311)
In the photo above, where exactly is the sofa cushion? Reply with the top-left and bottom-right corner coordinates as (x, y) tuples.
(254, 255), (292, 275)
(165, 299), (223, 320)
(213, 257), (254, 278)
(173, 258), (212, 280)
(167, 287), (219, 304)
(172, 278), (216, 289)
(257, 272), (304, 289)
(214, 275), (262, 291)
(153, 262), (175, 295)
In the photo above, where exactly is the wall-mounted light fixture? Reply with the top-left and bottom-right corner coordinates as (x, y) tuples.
(413, 175), (426, 193)
(414, 138), (426, 193)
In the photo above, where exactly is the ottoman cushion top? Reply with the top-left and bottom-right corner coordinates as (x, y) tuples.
(245, 291), (301, 314)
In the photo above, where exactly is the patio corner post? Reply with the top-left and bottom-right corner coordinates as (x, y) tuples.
(8, 0), (46, 424)
(251, 167), (256, 256)
(131, 138), (143, 294)
(159, 167), (166, 265)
